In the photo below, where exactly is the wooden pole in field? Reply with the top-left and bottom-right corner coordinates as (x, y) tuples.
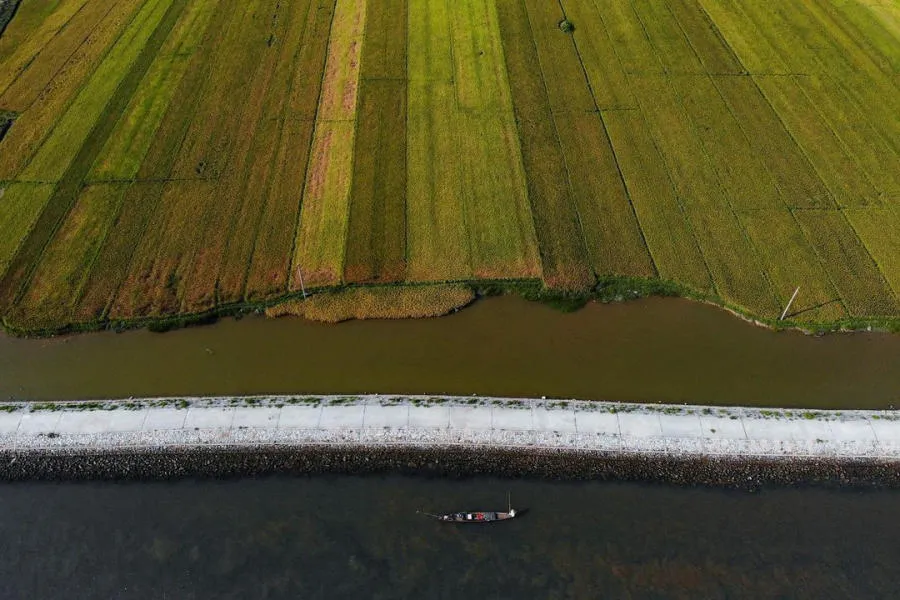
(779, 286), (800, 321)
(297, 265), (307, 299)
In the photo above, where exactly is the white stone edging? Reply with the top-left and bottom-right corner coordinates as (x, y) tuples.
(0, 395), (898, 460)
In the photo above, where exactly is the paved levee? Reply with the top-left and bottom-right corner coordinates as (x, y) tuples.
(1, 395), (899, 459)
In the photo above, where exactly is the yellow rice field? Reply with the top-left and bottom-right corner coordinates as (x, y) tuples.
(0, 0), (897, 333)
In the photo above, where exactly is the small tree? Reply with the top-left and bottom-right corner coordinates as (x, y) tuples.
(558, 19), (575, 33)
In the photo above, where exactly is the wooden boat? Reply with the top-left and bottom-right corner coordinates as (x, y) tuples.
(420, 493), (522, 524)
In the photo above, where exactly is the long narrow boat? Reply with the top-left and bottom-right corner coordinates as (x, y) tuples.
(420, 494), (522, 524)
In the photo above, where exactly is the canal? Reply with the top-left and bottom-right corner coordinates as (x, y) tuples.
(2, 296), (899, 407)
(0, 475), (896, 598)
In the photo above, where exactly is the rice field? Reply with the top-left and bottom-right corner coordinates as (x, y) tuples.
(0, 0), (898, 333)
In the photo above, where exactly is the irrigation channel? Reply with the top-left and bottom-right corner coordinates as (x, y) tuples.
(2, 296), (900, 408)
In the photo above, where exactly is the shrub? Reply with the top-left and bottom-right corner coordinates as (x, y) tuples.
(558, 19), (575, 33)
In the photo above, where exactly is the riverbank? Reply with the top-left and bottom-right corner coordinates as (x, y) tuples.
(4, 279), (900, 340)
(2, 395), (899, 486)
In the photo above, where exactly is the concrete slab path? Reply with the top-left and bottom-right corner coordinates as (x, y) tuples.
(1, 395), (899, 459)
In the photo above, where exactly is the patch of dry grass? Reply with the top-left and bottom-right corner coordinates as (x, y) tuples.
(266, 285), (474, 323)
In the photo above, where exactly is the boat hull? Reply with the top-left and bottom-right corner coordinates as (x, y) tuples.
(433, 510), (524, 523)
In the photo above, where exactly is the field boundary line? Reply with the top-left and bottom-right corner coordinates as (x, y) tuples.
(737, 2), (882, 201)
(447, 0), (475, 271)
(787, 75), (881, 199)
(0, 0), (91, 99)
(400, 0), (410, 282)
(495, 4), (548, 283)
(558, 0), (658, 278)
(676, 0), (800, 209)
(673, 0), (746, 75)
(802, 0), (900, 94)
(703, 73), (850, 315)
(626, 0), (666, 73)
(71, 0), (228, 317)
(795, 1), (900, 155)
(840, 208), (900, 307)
(745, 76), (839, 208)
(747, 78), (892, 311)
(668, 79), (781, 312)
(84, 0), (222, 184)
(667, 1), (739, 75)
(487, 0), (541, 280)
(176, 0), (286, 312)
(708, 86), (850, 314)
(65, 183), (132, 318)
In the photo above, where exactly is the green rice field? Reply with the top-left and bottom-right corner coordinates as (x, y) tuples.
(0, 0), (898, 333)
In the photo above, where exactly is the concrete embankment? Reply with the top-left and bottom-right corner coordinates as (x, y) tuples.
(1, 395), (899, 486)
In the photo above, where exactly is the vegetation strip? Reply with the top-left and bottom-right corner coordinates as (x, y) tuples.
(266, 284), (474, 322)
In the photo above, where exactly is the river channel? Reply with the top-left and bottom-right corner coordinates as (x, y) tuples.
(2, 296), (899, 407)
(1, 475), (897, 598)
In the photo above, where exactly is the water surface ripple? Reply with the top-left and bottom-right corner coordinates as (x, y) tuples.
(1, 476), (897, 599)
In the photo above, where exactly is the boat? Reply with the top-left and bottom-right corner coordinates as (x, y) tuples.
(419, 493), (522, 524)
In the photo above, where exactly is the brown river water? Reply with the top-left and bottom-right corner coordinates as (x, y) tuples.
(2, 296), (898, 407)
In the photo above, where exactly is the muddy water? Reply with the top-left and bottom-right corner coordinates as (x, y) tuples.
(1, 296), (899, 407)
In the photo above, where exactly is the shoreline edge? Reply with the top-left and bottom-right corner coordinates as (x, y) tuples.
(2, 395), (900, 486)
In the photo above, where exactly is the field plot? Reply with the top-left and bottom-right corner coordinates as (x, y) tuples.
(291, 0), (367, 290)
(244, 0), (335, 299)
(179, 0), (294, 312)
(0, 0), (145, 180)
(496, 0), (593, 290)
(0, 0), (113, 112)
(343, 79), (407, 284)
(737, 209), (846, 322)
(0, 0), (92, 97)
(846, 207), (900, 300)
(7, 183), (127, 329)
(0, 0), (898, 333)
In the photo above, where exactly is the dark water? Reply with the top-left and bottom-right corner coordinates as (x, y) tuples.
(2, 296), (900, 407)
(0, 476), (897, 599)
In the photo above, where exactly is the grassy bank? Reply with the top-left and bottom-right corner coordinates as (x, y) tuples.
(3, 276), (900, 339)
(265, 284), (475, 323)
